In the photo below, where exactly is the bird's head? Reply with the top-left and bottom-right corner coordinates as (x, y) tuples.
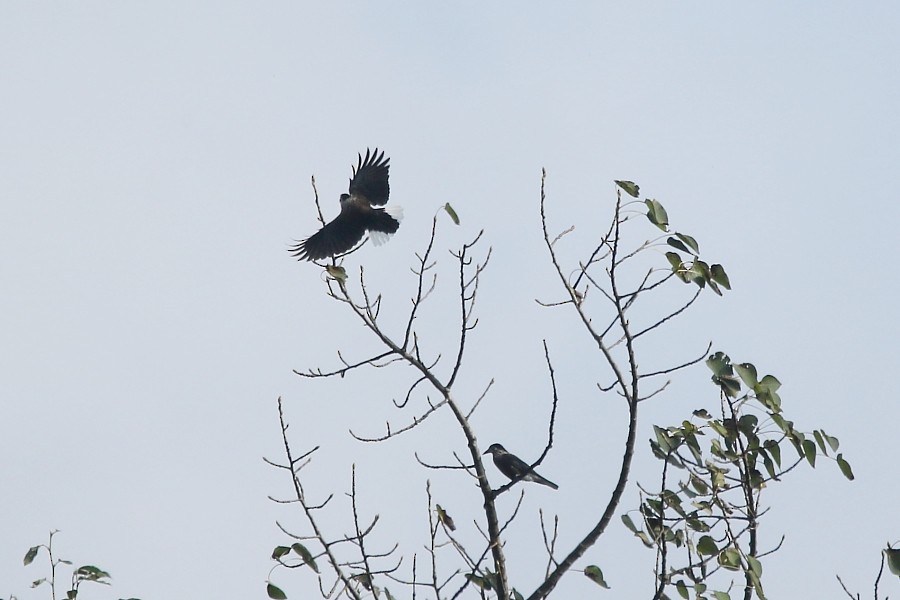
(484, 443), (506, 456)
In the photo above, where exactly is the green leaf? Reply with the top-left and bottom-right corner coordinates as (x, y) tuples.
(271, 546), (291, 560)
(734, 363), (758, 388)
(267, 583), (288, 600)
(615, 180), (640, 198)
(802, 439), (817, 467)
(760, 449), (777, 480)
(706, 352), (732, 377)
(621, 513), (639, 533)
(837, 454), (855, 480)
(465, 573), (491, 590)
(384, 588), (397, 600)
(710, 264), (731, 290)
(667, 237), (690, 254)
(712, 374), (741, 398)
(747, 555), (763, 578)
(712, 592), (731, 600)
(675, 579), (689, 599)
(675, 232), (699, 255)
(443, 203), (460, 225)
(697, 535), (718, 556)
(584, 565), (610, 588)
(31, 578), (47, 588)
(24, 545), (40, 566)
(823, 431), (840, 453)
(292, 543), (319, 573)
(654, 425), (675, 453)
(352, 573), (374, 591)
(884, 548), (900, 577)
(758, 374), (781, 393)
(74, 565), (111, 582)
(718, 548), (742, 571)
(511, 589), (525, 600)
(813, 430), (827, 455)
(645, 199), (669, 231)
(693, 408), (712, 419)
(665, 251), (683, 271)
(764, 440), (781, 467)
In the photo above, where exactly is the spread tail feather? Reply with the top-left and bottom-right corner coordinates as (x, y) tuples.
(369, 205), (403, 246)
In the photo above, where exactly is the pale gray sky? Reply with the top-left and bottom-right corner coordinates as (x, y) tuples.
(2, 3), (899, 599)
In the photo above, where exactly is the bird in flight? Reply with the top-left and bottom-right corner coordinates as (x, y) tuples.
(483, 443), (558, 489)
(290, 148), (402, 261)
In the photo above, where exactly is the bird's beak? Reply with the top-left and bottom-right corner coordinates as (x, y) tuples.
(482, 449), (490, 455)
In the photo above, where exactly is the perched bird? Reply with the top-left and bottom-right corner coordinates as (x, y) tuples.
(483, 443), (558, 490)
(290, 148), (403, 261)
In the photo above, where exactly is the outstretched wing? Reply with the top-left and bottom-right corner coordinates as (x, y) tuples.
(288, 210), (369, 261)
(349, 148), (390, 206)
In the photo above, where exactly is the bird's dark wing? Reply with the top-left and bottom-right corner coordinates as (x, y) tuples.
(288, 209), (369, 261)
(349, 148), (390, 206)
(496, 453), (532, 480)
(496, 452), (558, 489)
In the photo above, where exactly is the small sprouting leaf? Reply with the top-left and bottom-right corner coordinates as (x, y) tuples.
(66, 591), (76, 600)
(271, 546), (291, 560)
(837, 454), (855, 480)
(325, 264), (347, 284)
(512, 589), (525, 600)
(436, 504), (456, 531)
(693, 408), (712, 419)
(24, 545), (41, 566)
(584, 565), (610, 588)
(734, 363), (758, 388)
(712, 591), (732, 600)
(443, 203), (460, 225)
(31, 577), (47, 588)
(802, 439), (817, 467)
(884, 547), (900, 577)
(710, 264), (731, 290)
(823, 431), (840, 453)
(615, 180), (640, 198)
(384, 588), (397, 600)
(292, 543), (319, 573)
(645, 199), (669, 231)
(267, 582), (288, 599)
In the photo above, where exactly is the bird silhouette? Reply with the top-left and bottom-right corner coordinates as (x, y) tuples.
(290, 148), (402, 261)
(483, 443), (558, 489)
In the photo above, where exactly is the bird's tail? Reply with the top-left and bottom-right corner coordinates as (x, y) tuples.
(369, 205), (403, 246)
